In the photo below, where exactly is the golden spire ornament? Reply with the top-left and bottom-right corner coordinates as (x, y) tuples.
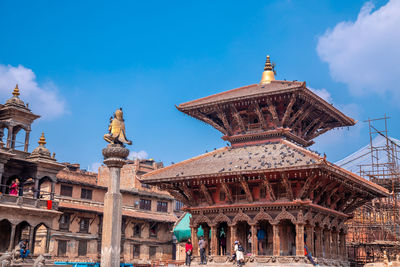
(12, 84), (20, 96)
(260, 55), (276, 84)
(38, 132), (47, 146)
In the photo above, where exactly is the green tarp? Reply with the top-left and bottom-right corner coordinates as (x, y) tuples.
(173, 213), (208, 242)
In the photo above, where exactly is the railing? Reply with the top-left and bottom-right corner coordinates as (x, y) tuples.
(0, 194), (59, 210)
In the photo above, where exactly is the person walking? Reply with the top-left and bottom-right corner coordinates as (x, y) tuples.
(304, 234), (319, 266)
(9, 179), (19, 196)
(198, 236), (207, 264)
(234, 241), (244, 267)
(185, 238), (193, 266)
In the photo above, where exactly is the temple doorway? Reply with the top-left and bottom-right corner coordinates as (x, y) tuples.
(257, 220), (273, 255)
(279, 219), (295, 256)
(236, 221), (250, 253)
(217, 222), (228, 255)
(0, 219), (11, 252)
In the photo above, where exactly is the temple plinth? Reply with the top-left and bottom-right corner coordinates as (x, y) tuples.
(142, 55), (389, 266)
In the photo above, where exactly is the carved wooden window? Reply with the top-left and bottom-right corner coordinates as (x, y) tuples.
(79, 218), (90, 233)
(59, 213), (71, 231)
(78, 240), (87, 256)
(157, 201), (168, 212)
(149, 246), (157, 259)
(260, 187), (266, 199)
(132, 244), (140, 258)
(57, 240), (67, 256)
(149, 223), (158, 238)
(140, 199), (151, 210)
(60, 185), (73, 197)
(81, 188), (92, 200)
(133, 224), (141, 237)
(175, 201), (184, 211)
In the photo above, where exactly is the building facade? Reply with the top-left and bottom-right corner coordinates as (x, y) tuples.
(142, 56), (389, 266)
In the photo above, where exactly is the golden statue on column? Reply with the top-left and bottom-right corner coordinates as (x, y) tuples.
(103, 108), (132, 145)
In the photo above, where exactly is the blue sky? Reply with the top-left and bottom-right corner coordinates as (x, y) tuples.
(0, 0), (398, 171)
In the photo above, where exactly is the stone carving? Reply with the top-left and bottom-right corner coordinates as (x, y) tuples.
(213, 211), (231, 225)
(253, 210), (273, 224)
(193, 213), (212, 227)
(232, 209), (252, 224)
(33, 254), (46, 267)
(0, 253), (11, 267)
(273, 208), (296, 224)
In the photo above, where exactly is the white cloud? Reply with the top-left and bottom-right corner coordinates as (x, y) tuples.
(317, 0), (400, 100)
(309, 87), (333, 103)
(128, 150), (148, 160)
(0, 64), (66, 119)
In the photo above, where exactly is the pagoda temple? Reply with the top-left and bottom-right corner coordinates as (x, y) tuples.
(142, 56), (388, 266)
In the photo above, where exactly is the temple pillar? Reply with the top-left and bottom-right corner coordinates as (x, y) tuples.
(211, 225), (217, 256)
(24, 130), (30, 152)
(305, 225), (314, 256)
(50, 181), (55, 200)
(315, 227), (322, 258)
(332, 231), (338, 259)
(230, 224), (236, 254)
(191, 226), (199, 256)
(250, 223), (257, 255)
(295, 223), (305, 257)
(34, 178), (40, 199)
(45, 228), (51, 253)
(6, 126), (13, 149)
(8, 223), (16, 251)
(204, 225), (210, 255)
(324, 229), (331, 258)
(272, 223), (280, 256)
(339, 231), (347, 260)
(11, 132), (16, 149)
(28, 225), (34, 252)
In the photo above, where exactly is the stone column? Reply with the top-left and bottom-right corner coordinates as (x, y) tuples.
(315, 227), (322, 258)
(332, 231), (338, 259)
(29, 225), (34, 252)
(230, 224), (236, 254)
(306, 225), (314, 256)
(100, 144), (129, 267)
(6, 126), (13, 149)
(46, 228), (51, 253)
(24, 130), (30, 152)
(50, 181), (55, 200)
(0, 163), (5, 194)
(250, 223), (257, 255)
(11, 132), (16, 149)
(339, 231), (347, 260)
(295, 223), (305, 257)
(34, 178), (40, 199)
(210, 225), (217, 256)
(9, 223), (16, 251)
(191, 226), (199, 256)
(324, 229), (331, 258)
(272, 223), (280, 256)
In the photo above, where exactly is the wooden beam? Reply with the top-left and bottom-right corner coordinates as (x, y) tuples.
(253, 101), (268, 130)
(263, 179), (276, 201)
(200, 183), (214, 206)
(266, 98), (280, 127)
(281, 174), (294, 200)
(221, 182), (233, 203)
(337, 192), (355, 212)
(344, 198), (368, 213)
(231, 104), (246, 132)
(297, 173), (317, 199)
(166, 188), (190, 206)
(330, 193), (343, 210)
(240, 179), (253, 202)
(325, 185), (341, 206)
(282, 94), (296, 126)
(291, 105), (313, 129)
(307, 176), (326, 200)
(195, 111), (228, 135)
(287, 106), (305, 127)
(301, 119), (319, 137)
(182, 183), (195, 204)
(216, 106), (233, 135)
(314, 181), (337, 204)
(307, 126), (332, 140)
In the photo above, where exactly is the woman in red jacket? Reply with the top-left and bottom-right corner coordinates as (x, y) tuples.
(185, 238), (193, 266)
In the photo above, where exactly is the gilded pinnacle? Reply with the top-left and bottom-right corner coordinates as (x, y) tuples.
(12, 84), (20, 97)
(260, 55), (275, 84)
(38, 132), (47, 146)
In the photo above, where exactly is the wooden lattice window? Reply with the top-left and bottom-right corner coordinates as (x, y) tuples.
(59, 213), (70, 231)
(140, 199), (151, 210)
(58, 240), (67, 256)
(81, 188), (92, 200)
(133, 224), (141, 237)
(132, 244), (140, 258)
(79, 218), (90, 233)
(60, 185), (73, 197)
(78, 240), (87, 256)
(149, 246), (157, 259)
(149, 223), (158, 238)
(157, 201), (168, 212)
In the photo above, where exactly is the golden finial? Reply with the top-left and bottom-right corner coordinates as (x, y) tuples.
(38, 132), (47, 146)
(260, 55), (276, 84)
(12, 84), (20, 97)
